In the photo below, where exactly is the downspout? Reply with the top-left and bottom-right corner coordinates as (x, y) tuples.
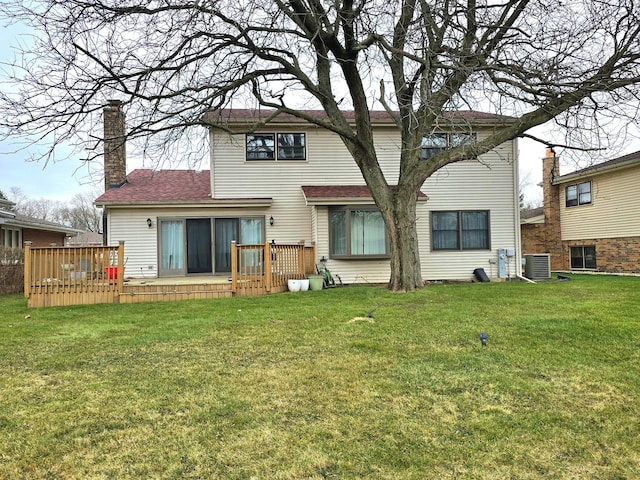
(513, 136), (523, 277)
(517, 274), (536, 284)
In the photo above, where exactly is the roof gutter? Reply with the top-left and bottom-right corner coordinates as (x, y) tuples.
(553, 157), (640, 185)
(95, 198), (273, 208)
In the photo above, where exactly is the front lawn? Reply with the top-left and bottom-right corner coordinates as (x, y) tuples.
(1, 275), (639, 479)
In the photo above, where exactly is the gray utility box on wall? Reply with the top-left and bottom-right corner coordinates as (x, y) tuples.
(523, 254), (551, 279)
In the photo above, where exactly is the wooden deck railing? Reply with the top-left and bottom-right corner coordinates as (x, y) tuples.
(231, 242), (315, 296)
(24, 242), (124, 307)
(24, 241), (315, 307)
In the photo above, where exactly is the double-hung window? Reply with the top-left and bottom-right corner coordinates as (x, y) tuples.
(421, 132), (477, 159)
(431, 211), (490, 250)
(330, 207), (388, 258)
(565, 181), (591, 207)
(246, 133), (306, 161)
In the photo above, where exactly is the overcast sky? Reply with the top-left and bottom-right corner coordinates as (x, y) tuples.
(1, 15), (636, 208)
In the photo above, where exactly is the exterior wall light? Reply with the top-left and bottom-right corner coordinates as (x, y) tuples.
(269, 216), (274, 226)
(146, 218), (152, 228)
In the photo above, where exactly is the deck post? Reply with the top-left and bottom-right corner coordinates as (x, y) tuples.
(264, 242), (272, 292)
(23, 242), (32, 298)
(231, 241), (237, 293)
(117, 241), (125, 294)
(298, 241), (305, 278)
(308, 244), (316, 274)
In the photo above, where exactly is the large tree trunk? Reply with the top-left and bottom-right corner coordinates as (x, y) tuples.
(385, 193), (423, 291)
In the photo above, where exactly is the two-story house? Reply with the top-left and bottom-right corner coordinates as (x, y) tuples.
(521, 149), (640, 274)
(95, 101), (522, 283)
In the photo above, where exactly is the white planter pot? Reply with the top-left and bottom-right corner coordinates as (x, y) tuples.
(288, 279), (302, 292)
(300, 279), (310, 291)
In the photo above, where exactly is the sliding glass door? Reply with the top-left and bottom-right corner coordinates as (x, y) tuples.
(214, 218), (238, 273)
(187, 219), (212, 274)
(214, 217), (264, 273)
(159, 217), (264, 276)
(159, 220), (185, 276)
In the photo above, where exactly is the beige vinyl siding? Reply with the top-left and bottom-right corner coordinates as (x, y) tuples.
(210, 127), (402, 245)
(107, 206), (273, 278)
(420, 138), (519, 280)
(560, 166), (640, 240)
(208, 126), (518, 282)
(107, 208), (160, 277)
(314, 206), (391, 284)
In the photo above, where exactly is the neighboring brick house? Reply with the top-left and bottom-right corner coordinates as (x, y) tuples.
(96, 102), (523, 282)
(0, 198), (81, 248)
(521, 149), (640, 274)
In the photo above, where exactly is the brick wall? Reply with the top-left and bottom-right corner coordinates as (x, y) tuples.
(103, 100), (127, 190)
(521, 223), (546, 254)
(541, 150), (565, 271)
(564, 237), (640, 274)
(22, 229), (67, 247)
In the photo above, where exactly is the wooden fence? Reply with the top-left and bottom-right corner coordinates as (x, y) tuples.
(23, 241), (315, 307)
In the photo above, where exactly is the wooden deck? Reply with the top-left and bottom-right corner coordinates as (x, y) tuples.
(23, 242), (315, 307)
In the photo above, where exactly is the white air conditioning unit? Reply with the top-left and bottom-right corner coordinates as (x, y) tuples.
(523, 254), (551, 279)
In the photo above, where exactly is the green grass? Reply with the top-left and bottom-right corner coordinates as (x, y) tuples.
(1, 275), (639, 479)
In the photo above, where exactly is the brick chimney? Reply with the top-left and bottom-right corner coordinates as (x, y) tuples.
(103, 100), (127, 190)
(542, 148), (564, 270)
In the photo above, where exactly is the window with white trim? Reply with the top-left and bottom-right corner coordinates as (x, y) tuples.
(566, 181), (591, 207)
(1, 227), (21, 248)
(431, 211), (490, 250)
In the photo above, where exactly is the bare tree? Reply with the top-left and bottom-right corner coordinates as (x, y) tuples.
(59, 191), (103, 232)
(8, 187), (66, 223)
(6, 187), (102, 231)
(1, 1), (639, 290)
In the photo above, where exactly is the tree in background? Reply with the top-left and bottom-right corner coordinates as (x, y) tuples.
(6, 187), (102, 232)
(0, 1), (639, 290)
(60, 191), (103, 233)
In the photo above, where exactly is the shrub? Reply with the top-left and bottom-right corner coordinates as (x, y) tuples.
(0, 246), (24, 295)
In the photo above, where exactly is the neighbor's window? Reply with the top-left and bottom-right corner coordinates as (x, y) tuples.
(246, 133), (306, 160)
(432, 211), (489, 250)
(330, 207), (388, 258)
(1, 227), (21, 248)
(565, 181), (591, 207)
(421, 132), (477, 159)
(570, 246), (596, 269)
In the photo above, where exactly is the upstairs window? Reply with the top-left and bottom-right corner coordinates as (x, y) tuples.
(432, 211), (489, 250)
(330, 207), (389, 258)
(246, 133), (306, 161)
(421, 133), (476, 159)
(246, 134), (275, 160)
(277, 133), (306, 160)
(566, 181), (591, 207)
(421, 134), (447, 159)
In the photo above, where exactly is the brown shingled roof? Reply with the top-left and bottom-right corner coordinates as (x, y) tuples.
(520, 207), (544, 220)
(302, 185), (427, 202)
(95, 169), (273, 206)
(95, 169), (212, 204)
(204, 109), (516, 126)
(555, 149), (640, 183)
